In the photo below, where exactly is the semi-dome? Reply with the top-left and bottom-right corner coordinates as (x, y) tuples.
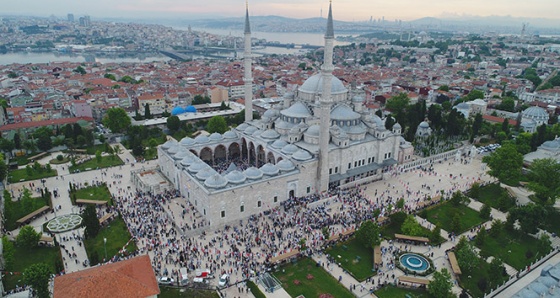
(277, 159), (296, 171)
(292, 149), (312, 161)
(225, 170), (246, 184)
(280, 102), (312, 118)
(271, 139), (288, 149)
(244, 167), (263, 180)
(180, 137), (196, 146)
(196, 167), (216, 180)
(245, 126), (258, 135)
(171, 106), (185, 115)
(331, 104), (361, 121)
(209, 132), (223, 141)
(204, 174), (228, 189)
(167, 144), (179, 154)
(305, 124), (321, 137)
(522, 106), (547, 118)
(299, 73), (348, 95)
(281, 144), (299, 155)
(161, 140), (174, 149)
(223, 130), (237, 139)
(346, 125), (366, 135)
(194, 135), (209, 143)
(236, 123), (249, 131)
(188, 161), (208, 173)
(263, 109), (279, 118)
(185, 106), (197, 113)
(252, 129), (262, 137)
(260, 163), (279, 176)
(180, 155), (197, 166)
(541, 139), (560, 150)
(173, 149), (189, 160)
(261, 129), (280, 139)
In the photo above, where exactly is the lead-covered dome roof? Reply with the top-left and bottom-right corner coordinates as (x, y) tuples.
(277, 159), (296, 171)
(223, 130), (237, 139)
(244, 167), (263, 180)
(292, 149), (312, 161)
(204, 174), (228, 189)
(225, 170), (246, 184)
(523, 106), (547, 118)
(260, 163), (279, 176)
(331, 104), (360, 121)
(299, 73), (348, 95)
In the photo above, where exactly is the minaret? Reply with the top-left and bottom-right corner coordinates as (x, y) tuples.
(243, 2), (253, 122)
(317, 0), (335, 193)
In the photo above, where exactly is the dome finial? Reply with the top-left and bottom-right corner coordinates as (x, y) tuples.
(325, 0), (334, 38)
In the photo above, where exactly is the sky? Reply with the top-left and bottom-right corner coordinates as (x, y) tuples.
(3, 0), (559, 22)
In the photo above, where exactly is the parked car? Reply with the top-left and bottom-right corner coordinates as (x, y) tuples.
(195, 269), (214, 279)
(218, 274), (230, 287)
(193, 277), (208, 284)
(158, 276), (174, 285)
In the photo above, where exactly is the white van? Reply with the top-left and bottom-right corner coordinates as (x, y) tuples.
(179, 267), (188, 285)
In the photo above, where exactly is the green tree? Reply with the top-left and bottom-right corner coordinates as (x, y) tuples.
(469, 182), (480, 199)
(104, 73), (116, 81)
(82, 205), (100, 239)
(2, 236), (15, 270)
(488, 257), (505, 287)
(73, 65), (86, 75)
(527, 158), (560, 204)
(401, 215), (424, 237)
(496, 97), (515, 112)
(456, 236), (478, 272)
(102, 107), (131, 133)
(95, 150), (102, 164)
(144, 103), (151, 119)
(509, 203), (548, 234)
(438, 85), (450, 92)
(23, 263), (51, 298)
(465, 89), (484, 101)
(451, 212), (462, 233)
(428, 268), (454, 298)
(16, 225), (41, 248)
(479, 203), (491, 220)
(13, 132), (21, 149)
(166, 115), (181, 132)
(450, 191), (467, 206)
(482, 142), (523, 185)
(475, 226), (487, 246)
(0, 153), (7, 182)
(355, 220), (381, 249)
(36, 134), (52, 152)
(385, 93), (410, 124)
(206, 115), (228, 134)
(430, 226), (442, 243)
(490, 219), (504, 237)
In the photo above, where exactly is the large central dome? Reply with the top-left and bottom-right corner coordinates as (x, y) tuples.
(299, 73), (348, 95)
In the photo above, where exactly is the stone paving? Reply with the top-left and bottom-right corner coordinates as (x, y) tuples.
(4, 149), (557, 298)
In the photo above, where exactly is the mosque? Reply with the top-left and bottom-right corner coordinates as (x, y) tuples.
(157, 2), (414, 226)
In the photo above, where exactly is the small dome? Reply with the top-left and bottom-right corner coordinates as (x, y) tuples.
(180, 155), (196, 166)
(223, 130), (237, 139)
(261, 129), (280, 139)
(455, 103), (470, 109)
(305, 125), (320, 137)
(245, 126), (258, 135)
(393, 122), (401, 129)
(419, 121), (430, 128)
(244, 167), (263, 180)
(209, 132), (223, 141)
(263, 109), (279, 118)
(171, 106), (185, 115)
(236, 123), (249, 131)
(252, 129), (262, 137)
(292, 149), (312, 161)
(280, 102), (312, 118)
(372, 115), (384, 127)
(188, 161), (208, 173)
(194, 135), (209, 143)
(541, 139), (560, 150)
(281, 144), (299, 155)
(277, 159), (295, 171)
(275, 119), (295, 130)
(173, 149), (189, 160)
(167, 144), (179, 154)
(331, 104), (361, 121)
(260, 163), (279, 176)
(346, 125), (366, 135)
(299, 73), (348, 95)
(196, 167), (216, 180)
(225, 170), (246, 184)
(185, 106), (197, 113)
(204, 174), (228, 189)
(522, 106), (547, 118)
(180, 137), (196, 146)
(161, 140), (174, 149)
(271, 139), (288, 149)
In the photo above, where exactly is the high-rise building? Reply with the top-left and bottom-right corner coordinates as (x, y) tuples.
(67, 13), (74, 22)
(79, 15), (91, 27)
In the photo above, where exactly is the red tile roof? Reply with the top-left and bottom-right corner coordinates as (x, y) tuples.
(53, 255), (159, 298)
(0, 117), (94, 132)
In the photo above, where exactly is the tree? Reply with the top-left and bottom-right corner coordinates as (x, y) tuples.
(95, 150), (102, 164)
(475, 226), (487, 246)
(450, 191), (467, 206)
(144, 103), (151, 119)
(104, 73), (116, 81)
(438, 85), (450, 92)
(451, 212), (462, 233)
(102, 107), (131, 133)
(355, 220), (381, 249)
(16, 225), (41, 248)
(496, 97), (515, 112)
(2, 236), (15, 270)
(488, 257), (505, 287)
(36, 134), (52, 152)
(166, 115), (181, 132)
(23, 263), (51, 298)
(479, 203), (491, 220)
(471, 113), (483, 142)
(527, 158), (560, 204)
(13, 132), (21, 149)
(385, 93), (410, 124)
(206, 116), (228, 134)
(384, 115), (395, 130)
(82, 205), (100, 239)
(401, 215), (424, 237)
(430, 226), (441, 243)
(0, 153), (7, 182)
(428, 268), (454, 298)
(509, 203), (548, 234)
(73, 65), (86, 75)
(482, 142), (523, 185)
(456, 236), (478, 272)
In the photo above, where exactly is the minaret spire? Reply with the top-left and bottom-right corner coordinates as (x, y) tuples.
(317, 0), (335, 193)
(243, 1), (253, 122)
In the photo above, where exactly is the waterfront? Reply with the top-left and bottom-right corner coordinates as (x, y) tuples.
(0, 52), (171, 65)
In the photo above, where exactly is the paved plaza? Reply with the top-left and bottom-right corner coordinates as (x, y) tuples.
(4, 148), (558, 298)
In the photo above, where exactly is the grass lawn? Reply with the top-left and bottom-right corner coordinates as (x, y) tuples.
(84, 217), (137, 265)
(5, 197), (48, 231)
(72, 184), (113, 206)
(8, 168), (58, 183)
(3, 245), (63, 291)
(69, 155), (124, 172)
(470, 183), (516, 212)
(381, 218), (445, 246)
(274, 257), (354, 298)
(419, 202), (485, 234)
(542, 208), (560, 235)
(50, 156), (70, 165)
(325, 237), (375, 281)
(375, 284), (428, 298)
(85, 144), (109, 155)
(159, 286), (220, 298)
(144, 147), (158, 160)
(476, 230), (551, 270)
(459, 257), (508, 298)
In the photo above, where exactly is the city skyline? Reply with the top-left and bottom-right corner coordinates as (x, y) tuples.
(3, 0), (560, 22)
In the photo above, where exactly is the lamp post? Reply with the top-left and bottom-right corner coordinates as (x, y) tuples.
(103, 238), (107, 261)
